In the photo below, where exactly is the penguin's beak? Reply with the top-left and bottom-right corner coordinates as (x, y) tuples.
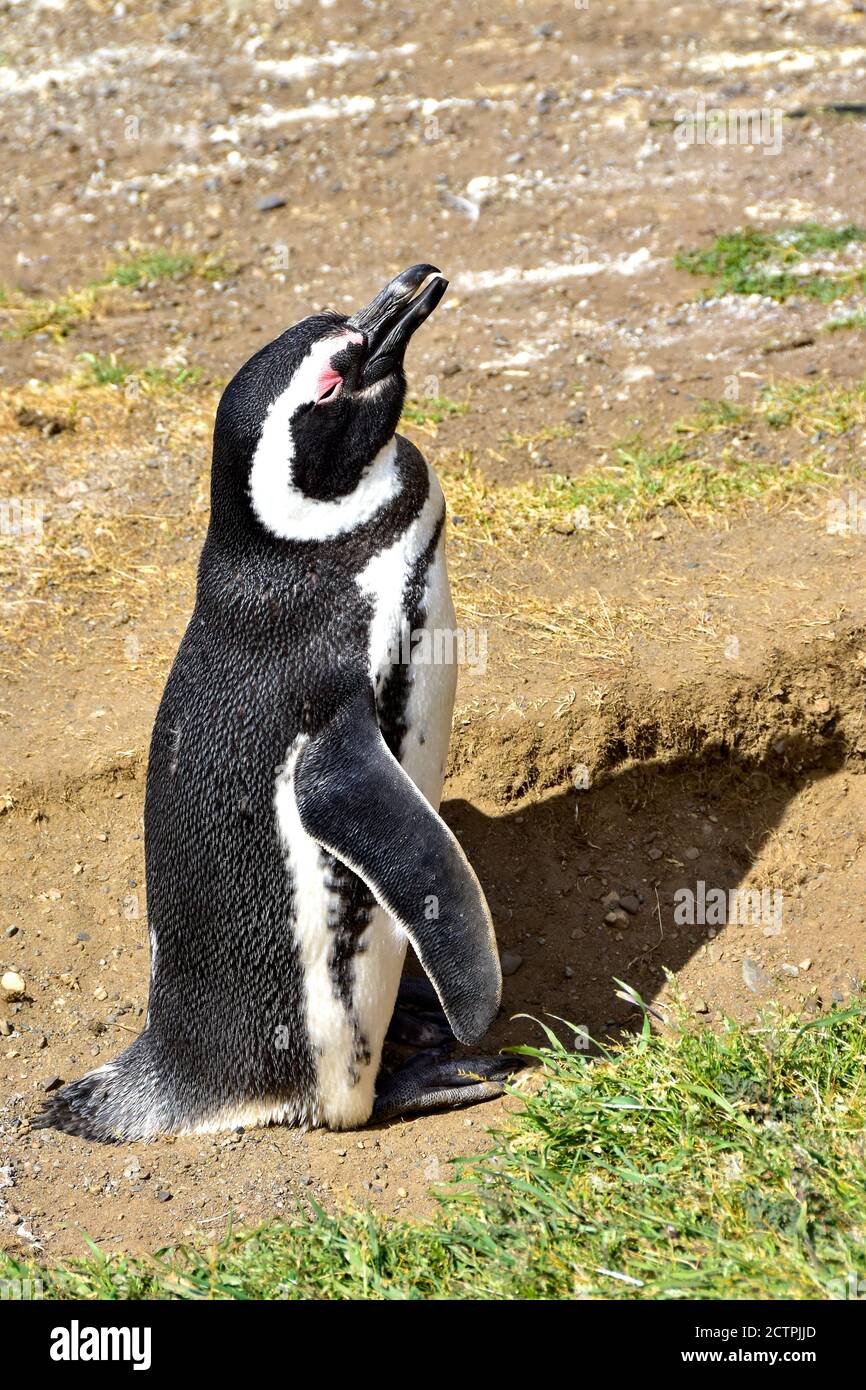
(349, 264), (448, 384)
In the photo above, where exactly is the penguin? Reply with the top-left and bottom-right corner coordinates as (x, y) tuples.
(38, 264), (516, 1140)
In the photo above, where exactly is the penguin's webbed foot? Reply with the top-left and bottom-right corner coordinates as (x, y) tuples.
(372, 1047), (523, 1123)
(386, 974), (454, 1049)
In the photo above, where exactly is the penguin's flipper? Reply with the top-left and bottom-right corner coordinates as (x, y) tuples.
(294, 691), (502, 1045)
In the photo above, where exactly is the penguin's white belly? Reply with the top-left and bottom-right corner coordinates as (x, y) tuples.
(397, 535), (458, 807)
(344, 530), (456, 1125)
(277, 473), (456, 1129)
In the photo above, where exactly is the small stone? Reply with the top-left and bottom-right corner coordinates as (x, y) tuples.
(1, 971), (25, 999)
(623, 365), (655, 385)
(648, 846), (663, 861)
(693, 998), (709, 1014)
(604, 909), (629, 929)
(155, 1188), (172, 1202)
(93, 987), (108, 1001)
(0, 1019), (11, 1036)
(601, 891), (621, 911)
(685, 847), (700, 860)
(500, 949), (524, 976)
(799, 958), (812, 971)
(256, 194), (287, 212)
(40, 1075), (63, 1092)
(397, 1187), (408, 1198)
(6, 926), (18, 938)
(742, 958), (770, 994)
(813, 696), (831, 714)
(619, 894), (640, 915)
(781, 963), (799, 977)
(563, 966), (574, 979)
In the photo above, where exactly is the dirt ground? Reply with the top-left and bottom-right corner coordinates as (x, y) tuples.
(1, 0), (866, 1262)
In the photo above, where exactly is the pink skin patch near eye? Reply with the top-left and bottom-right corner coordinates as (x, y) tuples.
(316, 330), (364, 403)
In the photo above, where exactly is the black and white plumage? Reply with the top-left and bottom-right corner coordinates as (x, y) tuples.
(39, 265), (505, 1140)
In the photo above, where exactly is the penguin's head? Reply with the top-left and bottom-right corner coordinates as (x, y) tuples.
(214, 265), (447, 539)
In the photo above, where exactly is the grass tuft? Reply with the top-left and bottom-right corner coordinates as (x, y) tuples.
(823, 310), (866, 333)
(675, 223), (866, 302)
(100, 251), (202, 289)
(755, 376), (866, 434)
(75, 353), (203, 390)
(400, 395), (469, 431)
(0, 250), (227, 340)
(442, 440), (832, 537)
(441, 374), (866, 544)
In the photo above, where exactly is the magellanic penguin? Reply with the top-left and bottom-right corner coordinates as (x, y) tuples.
(39, 265), (515, 1140)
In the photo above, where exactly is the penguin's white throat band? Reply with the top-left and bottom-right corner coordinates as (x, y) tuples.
(249, 377), (399, 544)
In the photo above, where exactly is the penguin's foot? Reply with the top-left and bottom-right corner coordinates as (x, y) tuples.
(372, 1047), (523, 1123)
(386, 974), (454, 1049)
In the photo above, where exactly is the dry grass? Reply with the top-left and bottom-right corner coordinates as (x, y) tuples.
(1, 371), (864, 680)
(0, 377), (210, 671)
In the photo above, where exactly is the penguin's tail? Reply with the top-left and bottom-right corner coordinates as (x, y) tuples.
(34, 1037), (166, 1143)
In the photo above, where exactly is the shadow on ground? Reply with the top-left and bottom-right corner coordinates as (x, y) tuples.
(441, 732), (848, 1047)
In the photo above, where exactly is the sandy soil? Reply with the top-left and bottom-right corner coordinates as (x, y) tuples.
(1, 0), (865, 1261)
